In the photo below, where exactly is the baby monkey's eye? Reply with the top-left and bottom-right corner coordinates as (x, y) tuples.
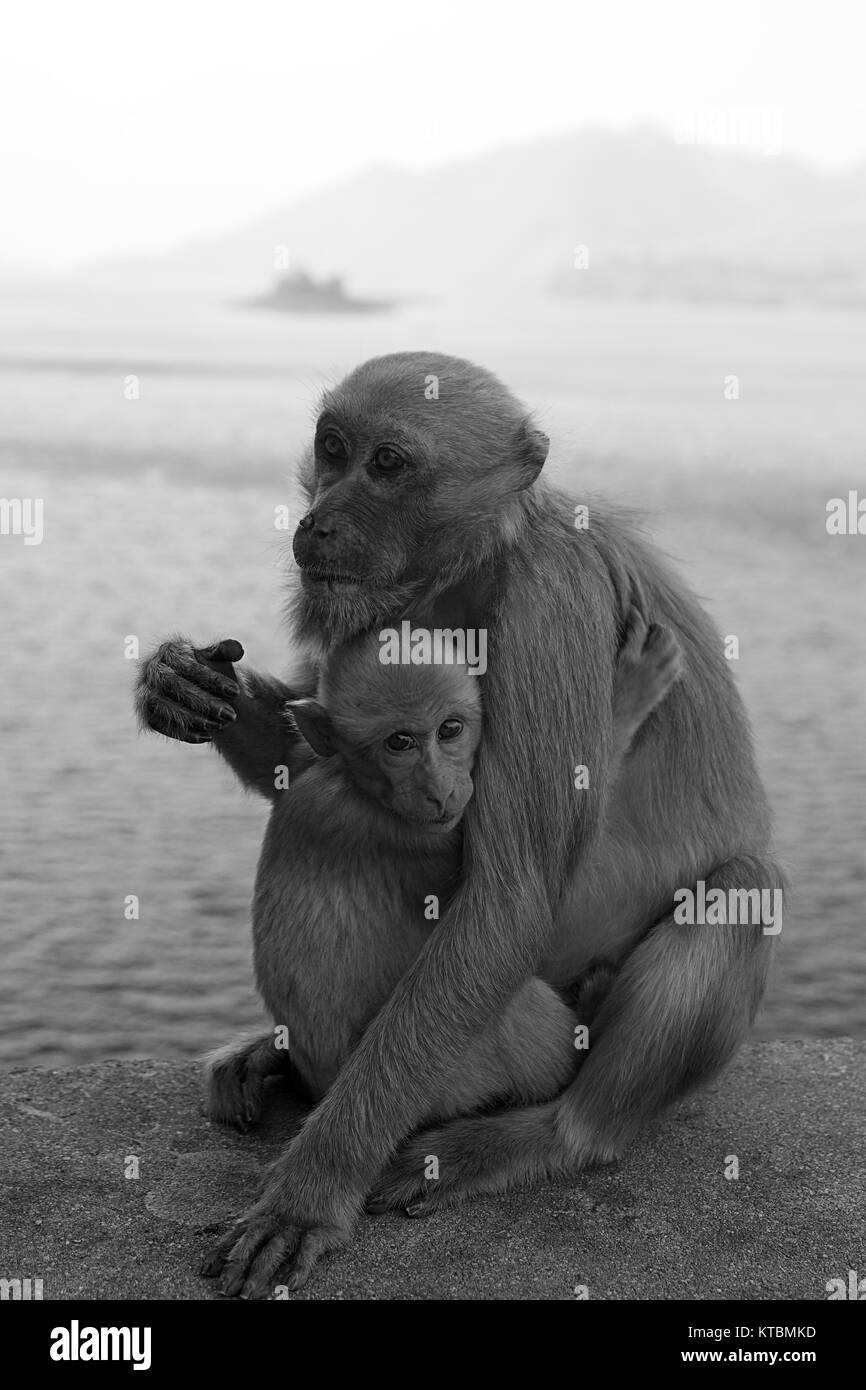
(385, 731), (417, 752)
(438, 719), (464, 741)
(373, 446), (405, 473)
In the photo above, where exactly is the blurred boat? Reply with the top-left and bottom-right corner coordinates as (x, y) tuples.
(237, 269), (396, 314)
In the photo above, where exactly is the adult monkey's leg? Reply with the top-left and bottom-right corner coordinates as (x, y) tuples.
(555, 854), (777, 1159)
(367, 853), (779, 1213)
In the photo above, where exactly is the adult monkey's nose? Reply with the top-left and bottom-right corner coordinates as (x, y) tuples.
(298, 510), (334, 540)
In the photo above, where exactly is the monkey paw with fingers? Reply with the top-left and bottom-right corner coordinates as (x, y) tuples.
(135, 636), (244, 743)
(200, 1164), (358, 1298)
(613, 609), (684, 741)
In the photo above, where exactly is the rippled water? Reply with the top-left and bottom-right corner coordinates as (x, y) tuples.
(2, 286), (864, 1065)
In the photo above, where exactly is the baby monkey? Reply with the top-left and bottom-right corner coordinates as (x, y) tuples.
(206, 607), (682, 1131)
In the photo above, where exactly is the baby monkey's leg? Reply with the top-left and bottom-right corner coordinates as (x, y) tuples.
(204, 1032), (303, 1131)
(426, 979), (578, 1123)
(420, 958), (616, 1129)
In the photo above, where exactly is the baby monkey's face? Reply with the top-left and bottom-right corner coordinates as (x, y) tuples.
(287, 662), (483, 834)
(350, 705), (481, 831)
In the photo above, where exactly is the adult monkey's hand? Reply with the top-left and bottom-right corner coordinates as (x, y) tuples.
(135, 637), (244, 743)
(200, 1143), (360, 1297)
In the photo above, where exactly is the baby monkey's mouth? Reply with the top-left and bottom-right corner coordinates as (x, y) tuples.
(400, 811), (462, 831)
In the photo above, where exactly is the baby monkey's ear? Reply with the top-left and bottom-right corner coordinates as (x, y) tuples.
(285, 698), (337, 758)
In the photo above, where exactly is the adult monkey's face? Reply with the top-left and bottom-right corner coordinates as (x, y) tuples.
(292, 352), (549, 637)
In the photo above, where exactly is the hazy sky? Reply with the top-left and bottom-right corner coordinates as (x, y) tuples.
(3, 0), (864, 269)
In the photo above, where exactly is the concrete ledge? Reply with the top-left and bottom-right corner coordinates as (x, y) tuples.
(0, 1041), (863, 1300)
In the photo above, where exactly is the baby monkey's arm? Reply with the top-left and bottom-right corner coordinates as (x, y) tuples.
(610, 608), (684, 772)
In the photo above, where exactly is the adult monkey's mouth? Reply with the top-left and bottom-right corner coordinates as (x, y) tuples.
(300, 566), (366, 587)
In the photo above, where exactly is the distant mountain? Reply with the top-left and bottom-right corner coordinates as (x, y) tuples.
(80, 127), (866, 305)
(550, 251), (866, 308)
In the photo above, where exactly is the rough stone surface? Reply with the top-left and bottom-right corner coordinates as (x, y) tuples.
(0, 1041), (862, 1300)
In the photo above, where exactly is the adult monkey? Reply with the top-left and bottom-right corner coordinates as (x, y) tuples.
(136, 352), (781, 1296)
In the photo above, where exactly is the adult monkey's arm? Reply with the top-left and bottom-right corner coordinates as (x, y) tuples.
(204, 524), (619, 1297)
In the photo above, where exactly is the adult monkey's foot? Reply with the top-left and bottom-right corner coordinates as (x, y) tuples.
(135, 636), (243, 742)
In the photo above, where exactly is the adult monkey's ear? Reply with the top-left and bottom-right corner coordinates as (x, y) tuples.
(513, 418), (550, 489)
(285, 699), (336, 757)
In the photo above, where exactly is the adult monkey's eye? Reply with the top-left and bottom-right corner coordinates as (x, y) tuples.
(373, 446), (405, 473)
(438, 719), (464, 741)
(321, 431), (347, 460)
(385, 731), (416, 752)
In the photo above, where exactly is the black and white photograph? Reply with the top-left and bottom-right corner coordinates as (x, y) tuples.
(1, 0), (864, 1345)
